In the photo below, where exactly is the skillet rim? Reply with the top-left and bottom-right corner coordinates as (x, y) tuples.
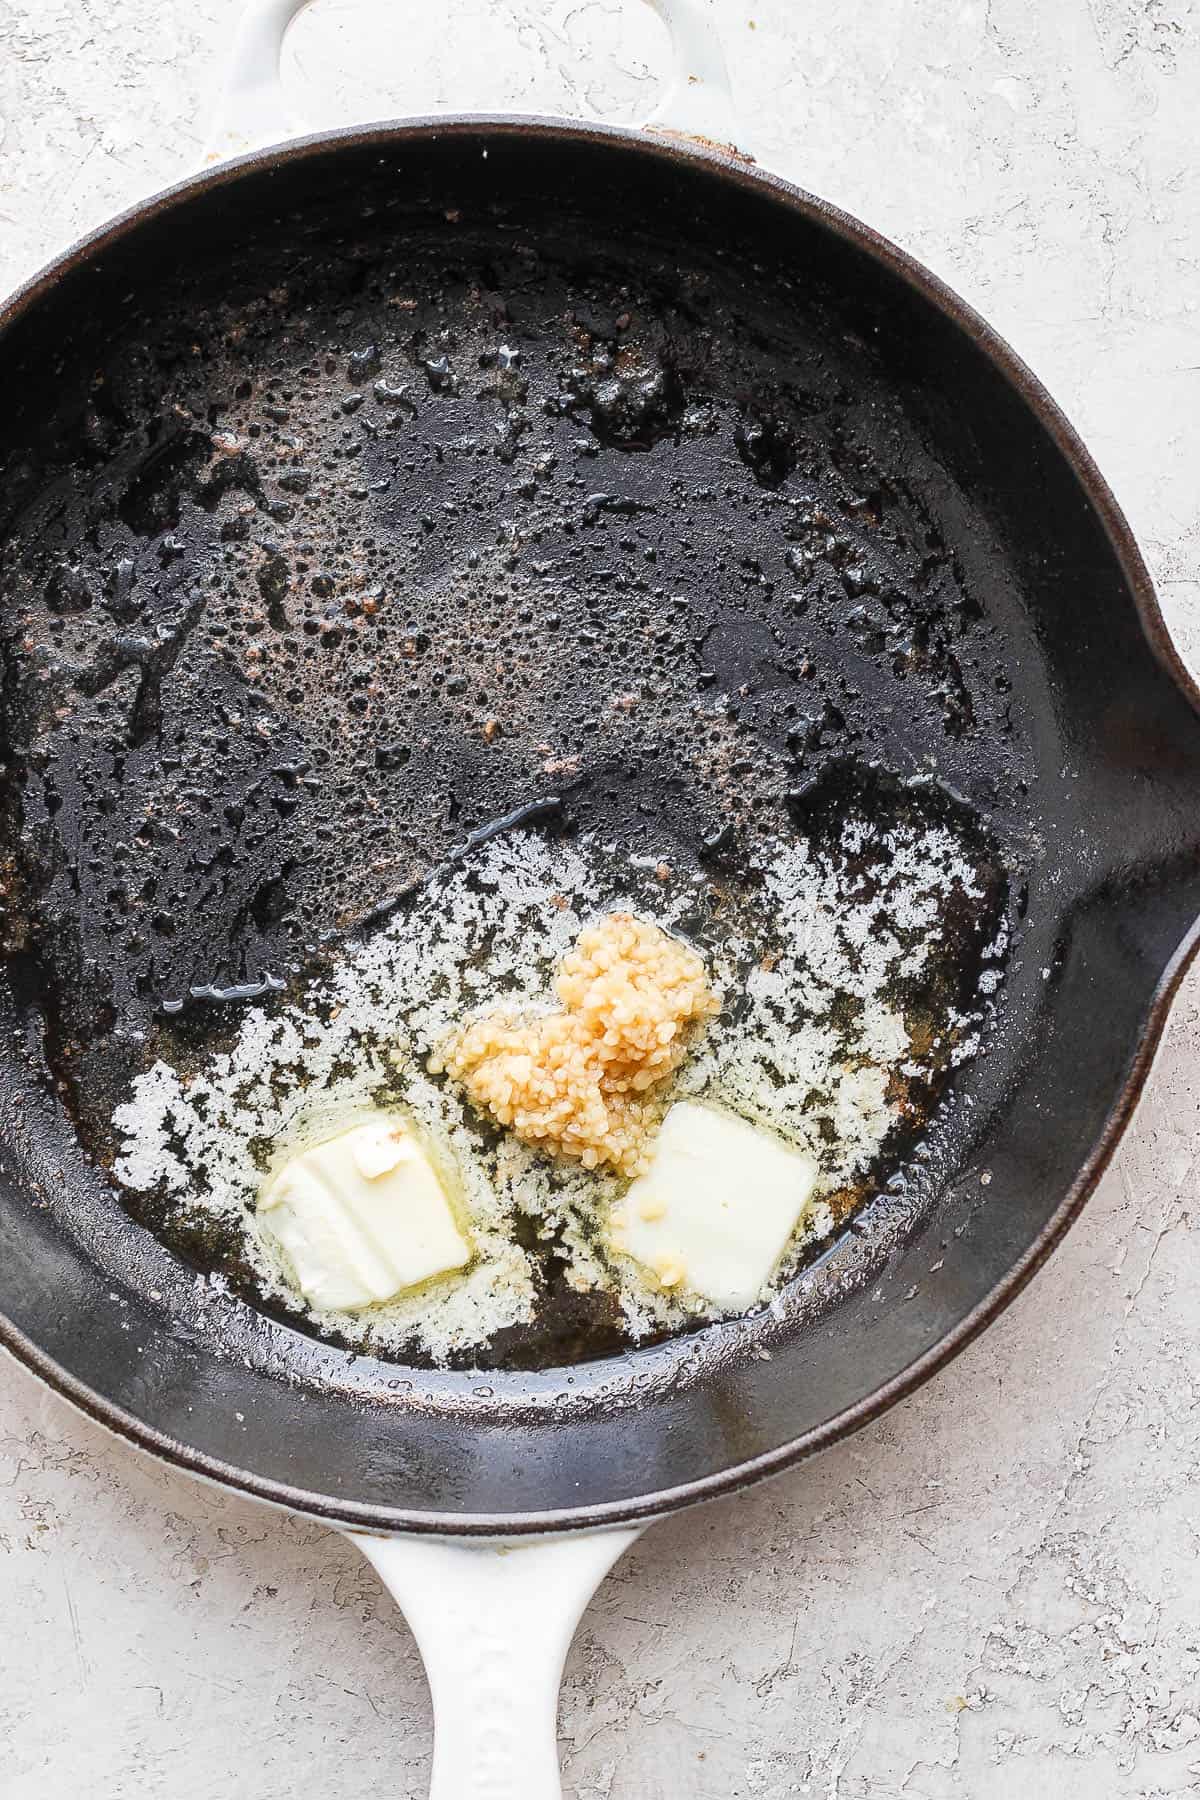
(0, 113), (1197, 1536)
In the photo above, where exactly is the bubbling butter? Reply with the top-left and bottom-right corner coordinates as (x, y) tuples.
(257, 1114), (470, 1311)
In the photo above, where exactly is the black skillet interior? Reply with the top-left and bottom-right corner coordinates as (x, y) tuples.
(0, 123), (1197, 1529)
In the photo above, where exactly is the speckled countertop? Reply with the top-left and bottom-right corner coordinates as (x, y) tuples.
(2, 2), (1199, 1795)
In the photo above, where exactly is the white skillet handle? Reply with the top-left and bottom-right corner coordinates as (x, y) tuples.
(353, 1527), (643, 1800)
(206, 0), (743, 165)
(643, 0), (741, 150)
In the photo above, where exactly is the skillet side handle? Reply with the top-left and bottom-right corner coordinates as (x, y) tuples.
(352, 1527), (643, 1800)
(206, 0), (312, 162)
(642, 0), (745, 158)
(206, 0), (747, 164)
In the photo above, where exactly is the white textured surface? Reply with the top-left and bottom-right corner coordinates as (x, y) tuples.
(2, 2), (1200, 1794)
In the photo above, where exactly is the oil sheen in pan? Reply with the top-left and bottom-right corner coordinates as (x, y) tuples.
(106, 770), (1008, 1371)
(0, 206), (1029, 1366)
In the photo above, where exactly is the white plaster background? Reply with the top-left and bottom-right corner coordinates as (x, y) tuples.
(1, 2), (1199, 1794)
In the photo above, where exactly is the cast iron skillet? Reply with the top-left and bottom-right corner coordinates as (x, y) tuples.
(0, 2), (1198, 1793)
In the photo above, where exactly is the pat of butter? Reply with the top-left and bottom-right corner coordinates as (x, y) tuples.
(258, 1115), (470, 1312)
(612, 1101), (818, 1310)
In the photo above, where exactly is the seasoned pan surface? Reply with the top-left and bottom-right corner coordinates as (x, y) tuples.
(0, 123), (1197, 1528)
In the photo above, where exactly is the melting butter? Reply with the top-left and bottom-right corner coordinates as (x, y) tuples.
(257, 1114), (470, 1312)
(609, 1100), (818, 1310)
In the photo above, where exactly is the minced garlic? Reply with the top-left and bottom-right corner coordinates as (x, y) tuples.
(433, 912), (718, 1176)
